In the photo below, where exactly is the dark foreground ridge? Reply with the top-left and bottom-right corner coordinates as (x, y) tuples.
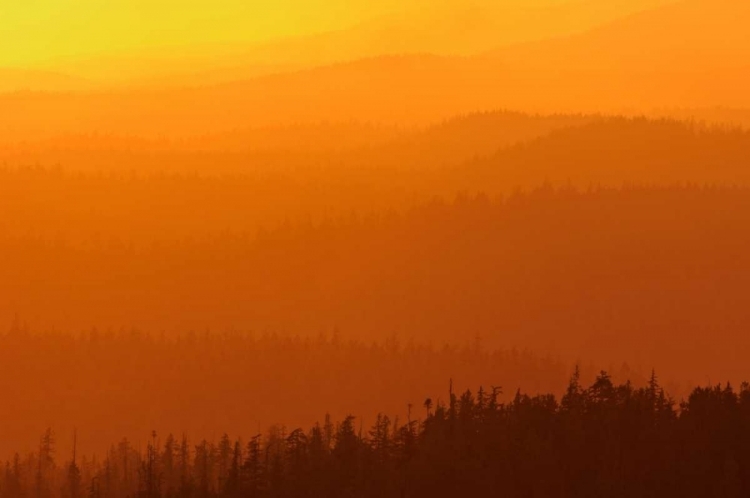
(4, 371), (750, 498)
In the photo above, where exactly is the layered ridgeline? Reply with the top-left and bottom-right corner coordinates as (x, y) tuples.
(1, 186), (749, 424)
(2, 115), (750, 243)
(5, 111), (750, 175)
(0, 0), (675, 91)
(0, 111), (599, 171)
(2, 116), (749, 377)
(3, 375), (750, 498)
(2, 1), (748, 495)
(1, 0), (749, 137)
(3, 114), (750, 465)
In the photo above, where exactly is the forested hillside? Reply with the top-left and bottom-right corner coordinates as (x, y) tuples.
(2, 117), (750, 246)
(1, 185), (748, 374)
(5, 117), (749, 454)
(1, 184), (748, 456)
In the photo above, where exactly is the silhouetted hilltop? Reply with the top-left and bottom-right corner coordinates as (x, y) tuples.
(0, 330), (581, 458)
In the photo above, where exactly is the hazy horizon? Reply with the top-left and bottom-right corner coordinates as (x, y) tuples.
(2, 0), (676, 87)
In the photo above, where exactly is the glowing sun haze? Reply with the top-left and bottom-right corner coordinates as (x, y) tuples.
(1, 0), (673, 69)
(0, 0), (393, 65)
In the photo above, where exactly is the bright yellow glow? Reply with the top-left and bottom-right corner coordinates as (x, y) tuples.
(1, 0), (672, 69)
(0, 0), (406, 66)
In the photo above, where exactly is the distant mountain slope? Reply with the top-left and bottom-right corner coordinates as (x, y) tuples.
(456, 117), (750, 192)
(1, 1), (747, 138)
(2, 116), (749, 248)
(0, 68), (93, 93)
(1, 185), (749, 384)
(485, 0), (750, 109)
(193, 0), (750, 116)
(45, 0), (671, 87)
(0, 110), (602, 180)
(0, 55), (485, 139)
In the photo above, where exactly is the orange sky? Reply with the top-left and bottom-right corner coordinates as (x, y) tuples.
(0, 0), (384, 64)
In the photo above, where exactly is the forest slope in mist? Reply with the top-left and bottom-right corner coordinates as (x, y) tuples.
(0, 111), (599, 172)
(3, 117), (749, 383)
(1, 183), (748, 456)
(2, 116), (749, 245)
(2, 185), (749, 380)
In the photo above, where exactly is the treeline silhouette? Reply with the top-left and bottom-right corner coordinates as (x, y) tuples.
(1, 328), (596, 460)
(3, 373), (749, 498)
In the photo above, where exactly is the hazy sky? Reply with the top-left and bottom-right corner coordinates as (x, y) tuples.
(0, 0), (672, 68)
(0, 0), (406, 66)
